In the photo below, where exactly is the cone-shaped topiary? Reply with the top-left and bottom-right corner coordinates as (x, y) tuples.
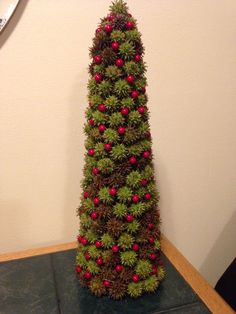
(76, 0), (165, 299)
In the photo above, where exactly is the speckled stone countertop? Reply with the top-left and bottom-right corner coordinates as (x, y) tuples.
(0, 249), (210, 314)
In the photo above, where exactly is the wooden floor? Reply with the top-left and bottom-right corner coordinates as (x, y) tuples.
(0, 235), (234, 314)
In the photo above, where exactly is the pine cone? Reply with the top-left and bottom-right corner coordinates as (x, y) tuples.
(108, 281), (127, 300)
(112, 14), (128, 31)
(102, 47), (117, 66)
(106, 218), (123, 237)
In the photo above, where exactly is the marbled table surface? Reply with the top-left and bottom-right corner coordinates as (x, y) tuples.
(0, 249), (211, 314)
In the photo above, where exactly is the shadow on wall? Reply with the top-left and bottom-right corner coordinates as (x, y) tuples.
(199, 210), (236, 287)
(63, 68), (88, 242)
(0, 0), (29, 49)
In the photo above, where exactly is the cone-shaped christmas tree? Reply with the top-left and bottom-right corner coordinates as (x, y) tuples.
(76, 0), (165, 299)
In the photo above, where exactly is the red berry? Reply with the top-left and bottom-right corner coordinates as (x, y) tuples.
(112, 245), (119, 253)
(152, 266), (158, 275)
(141, 86), (146, 93)
(132, 243), (140, 251)
(84, 252), (91, 261)
(126, 75), (135, 84)
(83, 191), (89, 198)
(104, 24), (113, 33)
(132, 194), (140, 203)
(115, 265), (123, 273)
(81, 238), (88, 246)
(109, 187), (117, 196)
(148, 223), (155, 230)
(138, 106), (145, 114)
(89, 119), (95, 126)
(94, 55), (102, 64)
(143, 150), (151, 158)
(135, 54), (141, 62)
(76, 265), (82, 273)
(103, 280), (110, 287)
(98, 124), (106, 133)
(120, 107), (129, 116)
(96, 257), (103, 266)
(131, 90), (139, 99)
(116, 59), (124, 67)
(145, 193), (152, 200)
(95, 240), (103, 248)
(108, 14), (115, 21)
(118, 126), (126, 135)
(132, 274), (140, 283)
(149, 237), (155, 244)
(140, 178), (148, 186)
(96, 27), (102, 34)
(111, 41), (119, 50)
(90, 211), (98, 220)
(92, 167), (99, 175)
(158, 259), (164, 266)
(129, 156), (137, 165)
(93, 197), (100, 206)
(94, 73), (102, 82)
(84, 271), (92, 279)
(126, 214), (134, 222)
(88, 148), (95, 156)
(98, 103), (106, 112)
(149, 253), (157, 261)
(77, 235), (83, 242)
(104, 143), (111, 151)
(126, 21), (134, 29)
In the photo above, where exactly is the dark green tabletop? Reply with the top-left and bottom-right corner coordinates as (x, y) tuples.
(0, 249), (210, 314)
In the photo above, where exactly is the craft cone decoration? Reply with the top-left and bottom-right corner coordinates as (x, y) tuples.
(76, 0), (165, 299)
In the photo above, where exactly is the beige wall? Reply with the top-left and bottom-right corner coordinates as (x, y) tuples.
(0, 0), (236, 286)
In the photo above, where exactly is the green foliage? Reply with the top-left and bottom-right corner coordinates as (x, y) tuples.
(110, 144), (127, 161)
(88, 127), (103, 142)
(117, 186), (132, 203)
(118, 233), (134, 250)
(83, 198), (95, 212)
(135, 78), (147, 89)
(85, 138), (95, 150)
(142, 165), (154, 180)
(143, 276), (159, 293)
(135, 260), (152, 278)
(88, 78), (98, 95)
(127, 282), (143, 298)
(89, 95), (103, 107)
(92, 111), (107, 125)
(105, 65), (122, 81)
(128, 142), (143, 156)
(129, 202), (146, 217)
(105, 95), (120, 111)
(101, 233), (114, 248)
(97, 158), (114, 174)
(119, 42), (135, 60)
(125, 29), (141, 42)
(128, 111), (142, 126)
(157, 267), (165, 281)
(94, 142), (107, 158)
(85, 107), (93, 119)
(80, 213), (92, 228)
(125, 220), (140, 234)
(110, 0), (129, 14)
(113, 203), (128, 218)
(98, 187), (113, 204)
(98, 80), (113, 97)
(114, 79), (131, 98)
(121, 97), (135, 110)
(154, 240), (161, 250)
(88, 245), (101, 259)
(124, 61), (141, 76)
(120, 251), (137, 266)
(93, 65), (105, 75)
(76, 252), (87, 267)
(109, 112), (124, 127)
(87, 260), (100, 274)
(103, 128), (120, 144)
(137, 93), (148, 105)
(126, 171), (142, 188)
(85, 230), (97, 243)
(111, 29), (126, 42)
